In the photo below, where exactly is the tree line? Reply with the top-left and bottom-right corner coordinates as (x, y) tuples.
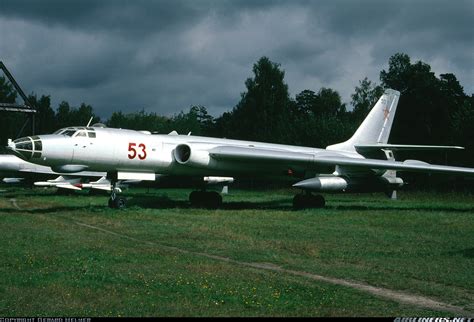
(1, 53), (473, 171)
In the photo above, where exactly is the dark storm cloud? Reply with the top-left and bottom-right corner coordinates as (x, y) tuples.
(0, 0), (284, 35)
(323, 0), (474, 67)
(0, 0), (472, 120)
(1, 0), (201, 36)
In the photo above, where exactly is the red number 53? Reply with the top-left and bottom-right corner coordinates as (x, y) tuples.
(128, 143), (147, 160)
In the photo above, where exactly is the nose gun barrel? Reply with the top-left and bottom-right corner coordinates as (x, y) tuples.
(7, 138), (15, 151)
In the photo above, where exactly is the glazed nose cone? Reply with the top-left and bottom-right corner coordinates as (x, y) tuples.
(7, 136), (42, 160)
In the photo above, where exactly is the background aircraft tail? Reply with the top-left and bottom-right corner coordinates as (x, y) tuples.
(326, 89), (400, 152)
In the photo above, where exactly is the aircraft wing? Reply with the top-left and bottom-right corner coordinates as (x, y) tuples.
(354, 144), (465, 152)
(209, 146), (474, 176)
(210, 146), (314, 164)
(16, 166), (106, 177)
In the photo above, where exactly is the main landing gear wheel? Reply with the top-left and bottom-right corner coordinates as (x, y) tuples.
(293, 193), (325, 209)
(189, 191), (222, 209)
(108, 196), (127, 209)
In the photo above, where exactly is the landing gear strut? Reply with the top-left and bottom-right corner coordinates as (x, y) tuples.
(293, 193), (325, 209)
(108, 179), (126, 209)
(189, 190), (222, 209)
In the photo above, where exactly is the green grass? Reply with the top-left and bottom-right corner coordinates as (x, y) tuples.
(0, 186), (473, 316)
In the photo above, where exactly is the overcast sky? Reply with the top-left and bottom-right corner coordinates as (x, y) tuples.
(1, 0), (472, 119)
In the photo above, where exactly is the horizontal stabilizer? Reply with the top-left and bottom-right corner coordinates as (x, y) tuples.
(355, 144), (465, 153)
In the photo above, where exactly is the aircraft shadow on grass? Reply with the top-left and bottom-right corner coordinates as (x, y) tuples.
(325, 204), (474, 213)
(127, 195), (292, 211)
(445, 247), (474, 259)
(458, 248), (474, 258)
(0, 205), (108, 214)
(1, 192), (473, 213)
(122, 194), (474, 213)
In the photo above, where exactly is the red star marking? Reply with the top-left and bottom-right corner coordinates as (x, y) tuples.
(383, 107), (390, 121)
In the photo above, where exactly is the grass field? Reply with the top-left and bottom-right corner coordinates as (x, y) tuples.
(0, 186), (473, 317)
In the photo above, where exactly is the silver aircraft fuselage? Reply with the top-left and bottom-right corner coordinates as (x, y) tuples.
(8, 126), (347, 179)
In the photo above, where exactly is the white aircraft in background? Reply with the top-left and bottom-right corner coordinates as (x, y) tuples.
(0, 153), (110, 191)
(7, 89), (474, 209)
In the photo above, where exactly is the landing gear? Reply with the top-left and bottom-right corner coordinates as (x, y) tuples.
(189, 190), (222, 209)
(108, 178), (126, 209)
(108, 196), (127, 209)
(293, 193), (325, 209)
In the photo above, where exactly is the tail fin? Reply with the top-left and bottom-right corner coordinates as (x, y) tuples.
(327, 89), (400, 152)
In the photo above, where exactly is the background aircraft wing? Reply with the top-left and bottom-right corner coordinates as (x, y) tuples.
(209, 146), (474, 176)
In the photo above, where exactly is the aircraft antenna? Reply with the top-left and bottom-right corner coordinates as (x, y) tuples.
(86, 117), (93, 127)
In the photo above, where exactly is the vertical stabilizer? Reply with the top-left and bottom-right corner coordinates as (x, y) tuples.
(327, 89), (400, 152)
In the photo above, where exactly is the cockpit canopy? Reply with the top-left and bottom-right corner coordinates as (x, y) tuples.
(53, 127), (97, 138)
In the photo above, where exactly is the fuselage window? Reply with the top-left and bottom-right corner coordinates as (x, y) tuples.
(88, 132), (96, 138)
(75, 131), (87, 137)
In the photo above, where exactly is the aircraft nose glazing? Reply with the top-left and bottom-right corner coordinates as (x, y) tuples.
(8, 136), (43, 160)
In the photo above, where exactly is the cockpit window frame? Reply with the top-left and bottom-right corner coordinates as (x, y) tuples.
(54, 127), (96, 137)
(74, 130), (87, 137)
(63, 130), (77, 137)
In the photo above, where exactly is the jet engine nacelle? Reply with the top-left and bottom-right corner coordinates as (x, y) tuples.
(293, 175), (404, 193)
(173, 144), (211, 168)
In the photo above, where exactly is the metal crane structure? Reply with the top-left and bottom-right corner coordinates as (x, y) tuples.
(0, 61), (37, 138)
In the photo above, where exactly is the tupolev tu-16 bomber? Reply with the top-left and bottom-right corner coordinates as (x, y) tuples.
(2, 0), (474, 317)
(7, 89), (474, 209)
